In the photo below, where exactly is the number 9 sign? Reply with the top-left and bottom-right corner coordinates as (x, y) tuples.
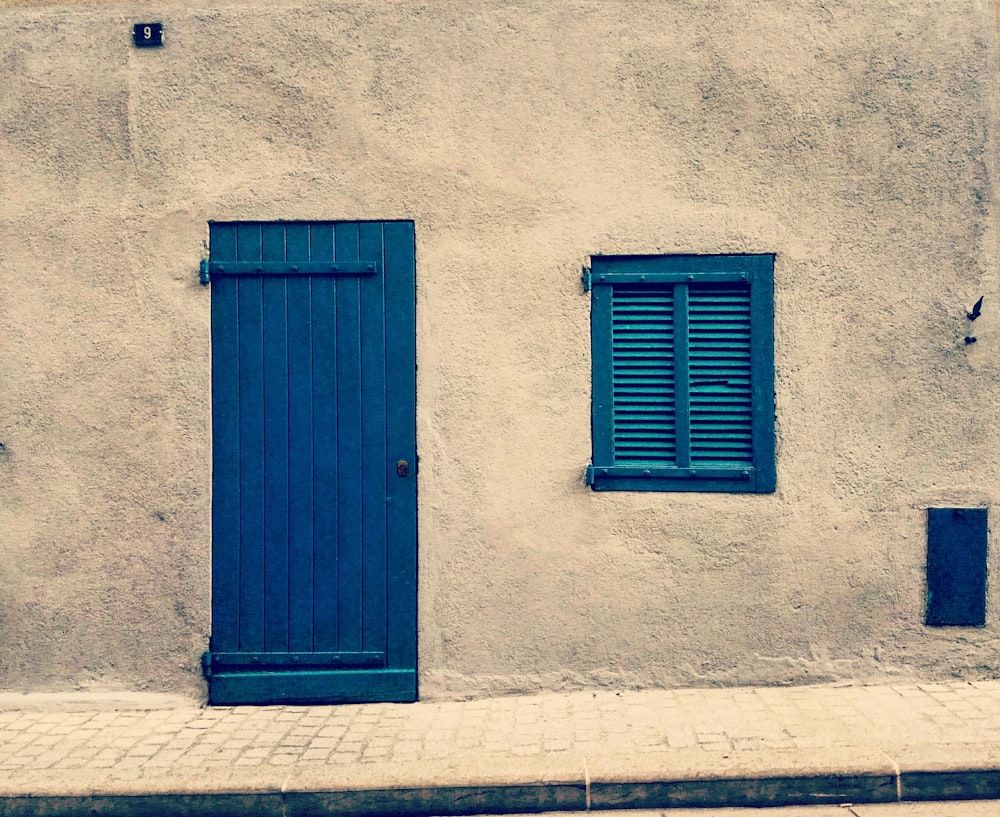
(132, 23), (163, 48)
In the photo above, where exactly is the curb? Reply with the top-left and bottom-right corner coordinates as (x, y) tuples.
(3, 755), (999, 816)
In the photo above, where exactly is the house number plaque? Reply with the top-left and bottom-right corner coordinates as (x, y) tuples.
(133, 23), (163, 47)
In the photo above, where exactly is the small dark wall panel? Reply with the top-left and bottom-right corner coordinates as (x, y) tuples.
(926, 507), (988, 626)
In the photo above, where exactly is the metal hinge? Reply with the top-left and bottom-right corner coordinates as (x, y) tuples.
(199, 259), (211, 285)
(585, 464), (596, 485)
(582, 266), (592, 293)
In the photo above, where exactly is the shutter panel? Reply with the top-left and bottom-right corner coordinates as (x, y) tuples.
(589, 253), (774, 493)
(688, 283), (754, 466)
(611, 285), (676, 464)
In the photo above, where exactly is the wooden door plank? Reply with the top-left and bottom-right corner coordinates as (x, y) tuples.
(310, 223), (340, 651)
(237, 224), (266, 653)
(261, 224), (290, 652)
(383, 221), (417, 671)
(208, 669), (416, 706)
(286, 223), (315, 652)
(209, 223), (240, 652)
(334, 223), (364, 653)
(359, 222), (388, 655)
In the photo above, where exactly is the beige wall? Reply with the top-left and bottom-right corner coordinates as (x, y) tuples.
(0, 0), (997, 699)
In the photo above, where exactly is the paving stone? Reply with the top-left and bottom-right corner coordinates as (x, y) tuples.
(170, 754), (206, 767)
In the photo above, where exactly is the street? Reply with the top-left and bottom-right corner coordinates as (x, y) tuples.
(466, 804), (1000, 817)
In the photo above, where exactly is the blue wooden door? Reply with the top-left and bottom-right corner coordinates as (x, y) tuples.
(204, 221), (416, 705)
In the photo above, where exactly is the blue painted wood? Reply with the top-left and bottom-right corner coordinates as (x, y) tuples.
(236, 224), (265, 652)
(285, 224), (315, 653)
(590, 473), (759, 492)
(209, 223), (240, 653)
(592, 254), (759, 278)
(209, 221), (417, 704)
(590, 254), (775, 494)
(310, 223), (340, 653)
(359, 222), (388, 656)
(590, 284), (615, 470)
(749, 256), (776, 492)
(208, 261), (376, 277)
(926, 508), (988, 626)
(672, 284), (691, 468)
(209, 651), (385, 668)
(608, 286), (675, 465)
(689, 283), (753, 467)
(334, 223), (364, 654)
(261, 224), (289, 652)
(207, 669), (417, 705)
(383, 221), (417, 671)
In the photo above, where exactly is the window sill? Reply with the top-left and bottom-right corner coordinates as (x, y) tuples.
(586, 464), (773, 493)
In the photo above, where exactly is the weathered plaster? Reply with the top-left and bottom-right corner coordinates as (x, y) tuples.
(0, 0), (997, 699)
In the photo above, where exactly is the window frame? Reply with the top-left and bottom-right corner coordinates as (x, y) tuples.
(587, 253), (776, 493)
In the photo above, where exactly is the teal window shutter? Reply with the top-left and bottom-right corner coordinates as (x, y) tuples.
(588, 254), (775, 493)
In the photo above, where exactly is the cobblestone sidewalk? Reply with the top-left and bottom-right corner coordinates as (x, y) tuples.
(2, 680), (999, 778)
(2, 680), (1000, 815)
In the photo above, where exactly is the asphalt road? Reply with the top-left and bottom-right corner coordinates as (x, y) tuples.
(460, 803), (1000, 817)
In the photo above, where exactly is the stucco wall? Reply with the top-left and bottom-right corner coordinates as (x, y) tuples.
(0, 0), (997, 699)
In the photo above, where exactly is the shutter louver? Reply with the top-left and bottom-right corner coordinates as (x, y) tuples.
(611, 285), (676, 464)
(688, 283), (754, 465)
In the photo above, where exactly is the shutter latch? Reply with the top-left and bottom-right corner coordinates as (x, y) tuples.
(582, 266), (592, 293)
